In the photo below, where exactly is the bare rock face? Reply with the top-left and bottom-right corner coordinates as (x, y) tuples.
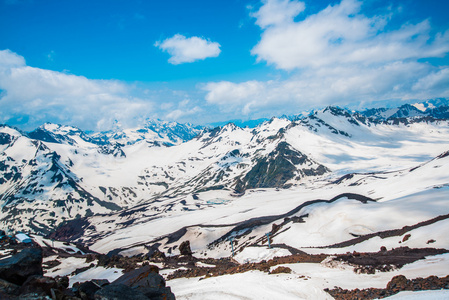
(0, 278), (20, 297)
(95, 284), (149, 300)
(325, 274), (449, 299)
(111, 265), (175, 300)
(113, 265), (162, 287)
(20, 275), (57, 294)
(387, 275), (409, 292)
(0, 247), (43, 285)
(73, 280), (102, 299)
(179, 241), (192, 256)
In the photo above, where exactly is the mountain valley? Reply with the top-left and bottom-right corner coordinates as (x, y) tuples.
(1, 101), (449, 299)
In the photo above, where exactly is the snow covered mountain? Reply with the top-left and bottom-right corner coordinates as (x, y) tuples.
(1, 101), (449, 237)
(1, 101), (449, 299)
(90, 119), (203, 146)
(358, 99), (449, 121)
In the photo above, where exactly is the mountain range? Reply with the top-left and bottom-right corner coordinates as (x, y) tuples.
(1, 100), (449, 242)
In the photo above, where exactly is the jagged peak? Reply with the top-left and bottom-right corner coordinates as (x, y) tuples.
(0, 124), (25, 137)
(222, 122), (238, 130)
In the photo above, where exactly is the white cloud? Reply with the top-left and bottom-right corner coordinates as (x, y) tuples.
(0, 49), (26, 67)
(202, 0), (449, 116)
(204, 81), (265, 105)
(251, 0), (305, 29)
(412, 68), (449, 97)
(251, 0), (449, 70)
(0, 50), (153, 131)
(204, 61), (449, 115)
(165, 106), (202, 120)
(163, 98), (202, 120)
(155, 34), (221, 64)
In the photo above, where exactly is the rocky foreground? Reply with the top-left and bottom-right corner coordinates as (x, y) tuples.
(0, 238), (448, 299)
(0, 243), (175, 299)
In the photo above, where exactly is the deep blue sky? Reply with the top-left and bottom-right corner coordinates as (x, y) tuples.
(1, 0), (449, 130)
(1, 0), (266, 83)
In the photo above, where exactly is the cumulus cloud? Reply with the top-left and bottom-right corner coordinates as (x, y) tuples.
(251, 0), (305, 29)
(251, 0), (449, 70)
(155, 34), (221, 64)
(165, 106), (202, 120)
(161, 98), (202, 121)
(204, 81), (267, 114)
(0, 49), (26, 67)
(203, 0), (449, 116)
(0, 49), (153, 131)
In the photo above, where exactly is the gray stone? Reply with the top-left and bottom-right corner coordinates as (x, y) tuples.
(0, 247), (43, 285)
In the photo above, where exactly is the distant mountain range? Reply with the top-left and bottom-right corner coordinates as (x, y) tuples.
(1, 100), (449, 235)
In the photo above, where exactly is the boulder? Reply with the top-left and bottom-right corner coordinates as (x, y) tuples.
(94, 284), (149, 300)
(73, 280), (101, 299)
(179, 241), (192, 256)
(387, 275), (409, 292)
(113, 265), (162, 288)
(19, 275), (58, 297)
(91, 279), (110, 287)
(0, 278), (20, 296)
(54, 275), (70, 290)
(96, 254), (111, 267)
(112, 265), (175, 299)
(0, 247), (43, 285)
(150, 249), (166, 261)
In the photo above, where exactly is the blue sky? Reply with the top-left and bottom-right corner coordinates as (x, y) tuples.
(1, 0), (449, 130)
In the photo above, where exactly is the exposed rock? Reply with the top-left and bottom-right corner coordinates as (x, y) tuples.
(271, 223), (281, 234)
(239, 141), (329, 191)
(71, 264), (95, 276)
(95, 253), (145, 272)
(54, 275), (69, 290)
(94, 283), (149, 300)
(270, 266), (292, 274)
(149, 249), (166, 261)
(73, 280), (101, 299)
(387, 275), (408, 293)
(19, 275), (58, 297)
(146, 244), (166, 261)
(325, 274), (449, 300)
(42, 259), (61, 270)
(167, 252), (326, 280)
(113, 265), (175, 300)
(402, 234), (411, 242)
(0, 278), (20, 296)
(179, 241), (192, 256)
(91, 279), (110, 287)
(13, 294), (53, 299)
(0, 247), (43, 285)
(333, 247), (447, 271)
(96, 254), (111, 267)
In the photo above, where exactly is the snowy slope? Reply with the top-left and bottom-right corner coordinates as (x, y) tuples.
(1, 102), (447, 300)
(1, 103), (449, 237)
(73, 148), (447, 257)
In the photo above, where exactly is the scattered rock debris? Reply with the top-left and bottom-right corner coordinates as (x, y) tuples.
(325, 274), (449, 300)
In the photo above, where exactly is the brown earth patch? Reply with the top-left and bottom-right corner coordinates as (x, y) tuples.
(326, 274), (449, 299)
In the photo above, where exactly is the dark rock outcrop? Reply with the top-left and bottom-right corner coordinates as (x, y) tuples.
(19, 275), (59, 297)
(179, 241), (192, 256)
(0, 247), (43, 285)
(112, 265), (175, 300)
(0, 278), (20, 297)
(326, 274), (449, 300)
(94, 283), (149, 300)
(73, 280), (102, 299)
(237, 141), (329, 191)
